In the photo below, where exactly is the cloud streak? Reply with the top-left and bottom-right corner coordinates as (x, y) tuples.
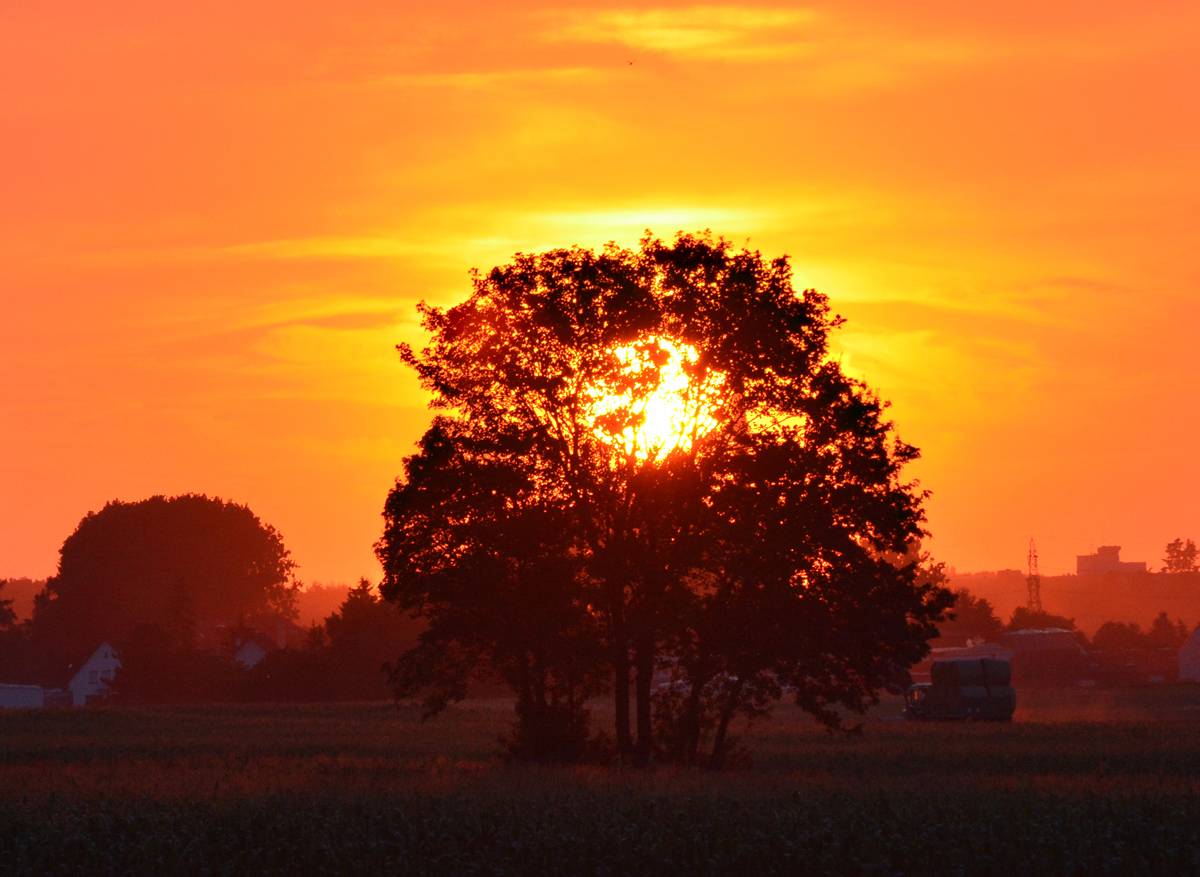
(544, 7), (821, 60)
(541, 5), (991, 94)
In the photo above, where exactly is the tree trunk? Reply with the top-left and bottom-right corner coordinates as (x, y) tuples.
(634, 642), (654, 767)
(708, 677), (745, 771)
(609, 600), (634, 760)
(683, 679), (705, 768)
(614, 652), (632, 760)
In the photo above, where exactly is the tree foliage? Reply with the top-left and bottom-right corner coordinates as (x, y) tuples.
(378, 232), (953, 766)
(0, 581), (16, 632)
(1090, 612), (1189, 652)
(940, 588), (1004, 644)
(1148, 611), (1191, 649)
(111, 578), (421, 704)
(1163, 538), (1199, 574)
(242, 577), (422, 703)
(1007, 606), (1077, 632)
(31, 494), (297, 670)
(110, 623), (246, 705)
(322, 578), (424, 699)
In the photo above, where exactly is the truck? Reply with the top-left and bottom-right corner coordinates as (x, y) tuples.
(904, 657), (1016, 721)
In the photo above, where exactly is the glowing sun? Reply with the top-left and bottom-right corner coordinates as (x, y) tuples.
(590, 336), (726, 459)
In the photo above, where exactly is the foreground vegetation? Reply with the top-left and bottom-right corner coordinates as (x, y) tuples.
(3, 689), (1200, 875)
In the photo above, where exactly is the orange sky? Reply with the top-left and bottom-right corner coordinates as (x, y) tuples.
(4, 1), (1200, 588)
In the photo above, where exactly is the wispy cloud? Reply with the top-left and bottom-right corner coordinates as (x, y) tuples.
(221, 236), (426, 260)
(377, 67), (603, 91)
(544, 7), (821, 61)
(540, 5), (988, 92)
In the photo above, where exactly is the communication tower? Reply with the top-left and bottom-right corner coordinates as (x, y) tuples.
(1026, 537), (1043, 613)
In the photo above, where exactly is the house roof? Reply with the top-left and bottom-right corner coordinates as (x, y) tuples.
(235, 633), (279, 657)
(56, 642), (116, 689)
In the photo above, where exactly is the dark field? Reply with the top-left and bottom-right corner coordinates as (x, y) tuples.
(4, 689), (1200, 876)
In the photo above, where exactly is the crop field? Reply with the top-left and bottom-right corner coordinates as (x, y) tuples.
(3, 688), (1200, 876)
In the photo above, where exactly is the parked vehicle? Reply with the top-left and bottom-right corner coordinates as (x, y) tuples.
(904, 658), (1016, 721)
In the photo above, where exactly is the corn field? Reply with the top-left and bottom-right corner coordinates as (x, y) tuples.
(1, 691), (1199, 875)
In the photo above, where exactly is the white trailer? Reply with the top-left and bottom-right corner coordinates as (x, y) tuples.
(0, 683), (45, 709)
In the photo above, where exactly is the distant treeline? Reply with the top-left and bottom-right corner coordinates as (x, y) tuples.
(948, 568), (1200, 637)
(940, 586), (1191, 652)
(0, 577), (45, 623)
(112, 579), (424, 704)
(0, 573), (422, 704)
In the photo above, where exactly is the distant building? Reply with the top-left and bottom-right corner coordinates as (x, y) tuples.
(195, 613), (308, 655)
(0, 642), (120, 709)
(234, 633), (279, 669)
(1179, 627), (1200, 682)
(0, 683), (45, 709)
(1077, 545), (1147, 575)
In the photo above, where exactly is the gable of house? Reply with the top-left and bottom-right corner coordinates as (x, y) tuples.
(234, 633), (279, 669)
(66, 642), (121, 706)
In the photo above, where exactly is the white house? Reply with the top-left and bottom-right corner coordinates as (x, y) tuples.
(234, 633), (279, 669)
(66, 642), (121, 706)
(0, 683), (45, 709)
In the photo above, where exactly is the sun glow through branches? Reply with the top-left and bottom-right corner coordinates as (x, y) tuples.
(589, 337), (727, 460)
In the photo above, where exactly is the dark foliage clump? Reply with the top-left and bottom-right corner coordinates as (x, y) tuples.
(1007, 606), (1079, 633)
(940, 588), (1004, 643)
(109, 578), (421, 705)
(110, 623), (246, 705)
(1091, 612), (1189, 652)
(26, 494), (296, 684)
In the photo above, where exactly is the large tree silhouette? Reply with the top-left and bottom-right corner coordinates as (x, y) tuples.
(378, 232), (951, 765)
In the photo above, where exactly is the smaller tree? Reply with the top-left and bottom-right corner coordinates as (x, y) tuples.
(939, 589), (1004, 644)
(0, 581), (16, 631)
(324, 578), (422, 700)
(242, 578), (424, 703)
(0, 581), (21, 682)
(1147, 611), (1190, 649)
(1163, 538), (1199, 573)
(1007, 606), (1077, 632)
(1090, 620), (1150, 652)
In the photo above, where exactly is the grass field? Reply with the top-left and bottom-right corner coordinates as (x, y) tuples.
(3, 688), (1200, 875)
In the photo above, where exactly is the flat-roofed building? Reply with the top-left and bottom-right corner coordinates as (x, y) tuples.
(1077, 545), (1147, 575)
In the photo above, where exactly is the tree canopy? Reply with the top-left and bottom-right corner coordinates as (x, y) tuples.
(1163, 538), (1199, 573)
(378, 232), (952, 766)
(32, 494), (297, 660)
(940, 588), (1004, 644)
(1006, 606), (1077, 632)
(1090, 613), (1189, 652)
(0, 581), (16, 632)
(110, 577), (421, 705)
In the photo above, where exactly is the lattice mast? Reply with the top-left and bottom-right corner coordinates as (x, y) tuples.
(1027, 537), (1043, 613)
